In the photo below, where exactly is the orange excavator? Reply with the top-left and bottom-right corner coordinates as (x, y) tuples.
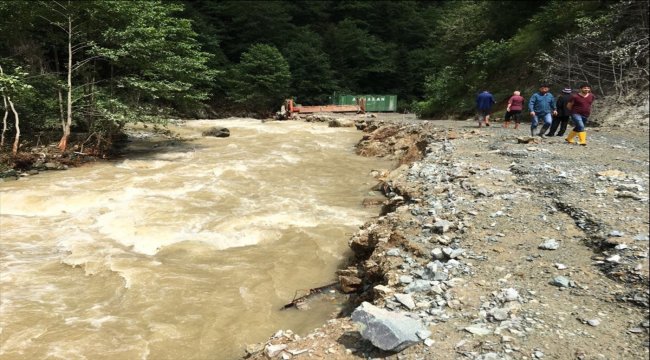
(276, 98), (366, 119)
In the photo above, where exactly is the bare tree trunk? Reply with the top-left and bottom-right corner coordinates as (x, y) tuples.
(1, 95), (8, 148)
(58, 12), (73, 151)
(88, 62), (95, 132)
(7, 96), (19, 155)
(54, 46), (66, 129)
(0, 65), (8, 148)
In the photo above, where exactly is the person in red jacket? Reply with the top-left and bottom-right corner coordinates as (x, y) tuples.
(566, 84), (595, 146)
(504, 90), (525, 129)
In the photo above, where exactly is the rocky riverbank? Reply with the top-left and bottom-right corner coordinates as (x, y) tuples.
(245, 116), (649, 360)
(0, 123), (184, 181)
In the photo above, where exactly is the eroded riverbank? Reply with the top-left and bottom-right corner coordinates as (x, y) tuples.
(246, 117), (649, 360)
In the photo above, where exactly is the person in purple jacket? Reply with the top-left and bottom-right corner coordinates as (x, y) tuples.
(476, 90), (496, 128)
(504, 90), (525, 129)
(566, 83), (595, 146)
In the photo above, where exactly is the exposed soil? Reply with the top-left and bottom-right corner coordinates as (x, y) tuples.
(245, 115), (649, 360)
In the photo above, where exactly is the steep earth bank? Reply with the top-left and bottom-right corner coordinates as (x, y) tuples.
(246, 115), (649, 360)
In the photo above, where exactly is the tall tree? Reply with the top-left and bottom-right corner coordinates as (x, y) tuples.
(324, 19), (396, 93)
(0, 65), (32, 154)
(228, 44), (290, 114)
(95, 0), (216, 112)
(196, 1), (294, 62)
(36, 0), (104, 151)
(282, 28), (336, 104)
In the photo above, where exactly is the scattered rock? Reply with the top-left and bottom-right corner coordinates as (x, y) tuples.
(351, 302), (426, 352)
(538, 238), (560, 250)
(464, 324), (493, 336)
(551, 276), (571, 288)
(587, 319), (601, 327)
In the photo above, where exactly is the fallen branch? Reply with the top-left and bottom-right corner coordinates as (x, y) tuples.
(280, 282), (338, 310)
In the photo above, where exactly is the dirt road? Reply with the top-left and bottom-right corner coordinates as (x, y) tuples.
(246, 117), (649, 360)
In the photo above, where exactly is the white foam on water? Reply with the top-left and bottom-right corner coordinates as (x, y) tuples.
(63, 315), (118, 329)
(116, 159), (173, 170)
(185, 118), (351, 137)
(0, 191), (96, 217)
(267, 151), (301, 165)
(0, 325), (48, 356)
(216, 161), (251, 175)
(108, 262), (140, 289)
(93, 206), (280, 255)
(154, 151), (196, 161)
(312, 204), (370, 227)
(313, 140), (344, 149)
(148, 322), (182, 339)
(234, 212), (320, 229)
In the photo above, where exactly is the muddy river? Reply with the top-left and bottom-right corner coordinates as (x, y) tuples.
(0, 118), (392, 359)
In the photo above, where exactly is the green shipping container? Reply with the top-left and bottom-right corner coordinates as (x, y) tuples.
(334, 94), (397, 112)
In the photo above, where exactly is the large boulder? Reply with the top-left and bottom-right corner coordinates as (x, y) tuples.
(202, 127), (230, 137)
(351, 301), (427, 352)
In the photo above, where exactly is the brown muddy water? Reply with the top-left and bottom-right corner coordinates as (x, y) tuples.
(0, 118), (392, 359)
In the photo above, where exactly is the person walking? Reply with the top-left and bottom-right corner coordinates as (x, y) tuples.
(528, 84), (557, 137)
(476, 89), (496, 128)
(547, 87), (572, 136)
(565, 83), (595, 146)
(504, 90), (525, 129)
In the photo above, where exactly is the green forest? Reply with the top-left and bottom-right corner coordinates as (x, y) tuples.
(0, 0), (648, 155)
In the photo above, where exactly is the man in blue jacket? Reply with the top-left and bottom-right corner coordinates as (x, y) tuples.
(528, 84), (557, 137)
(476, 90), (496, 128)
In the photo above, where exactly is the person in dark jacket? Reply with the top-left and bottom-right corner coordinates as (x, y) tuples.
(547, 87), (572, 136)
(476, 90), (496, 127)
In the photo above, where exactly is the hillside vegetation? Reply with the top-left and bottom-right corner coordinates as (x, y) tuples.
(0, 0), (648, 155)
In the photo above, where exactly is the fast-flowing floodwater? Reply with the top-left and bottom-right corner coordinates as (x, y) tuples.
(0, 118), (392, 359)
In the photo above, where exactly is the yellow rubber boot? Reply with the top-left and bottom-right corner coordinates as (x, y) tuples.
(578, 131), (587, 146)
(565, 130), (577, 144)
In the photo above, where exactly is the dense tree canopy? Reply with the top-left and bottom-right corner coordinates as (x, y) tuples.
(0, 0), (647, 153)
